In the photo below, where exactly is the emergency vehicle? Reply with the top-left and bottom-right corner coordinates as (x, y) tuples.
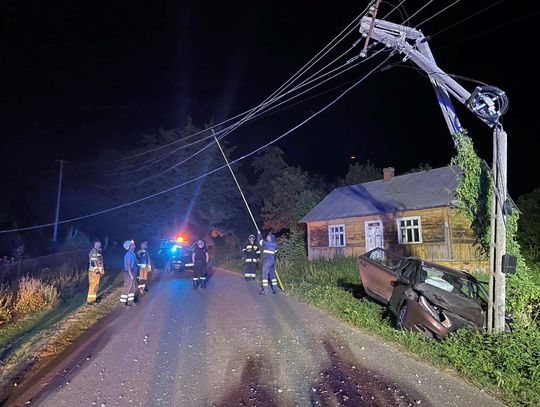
(154, 235), (194, 272)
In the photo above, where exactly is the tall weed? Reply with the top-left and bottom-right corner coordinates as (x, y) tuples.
(14, 276), (58, 317)
(0, 284), (14, 325)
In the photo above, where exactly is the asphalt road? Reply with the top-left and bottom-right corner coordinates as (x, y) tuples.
(12, 268), (504, 407)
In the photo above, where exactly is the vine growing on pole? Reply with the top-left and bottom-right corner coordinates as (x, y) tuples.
(450, 130), (492, 255)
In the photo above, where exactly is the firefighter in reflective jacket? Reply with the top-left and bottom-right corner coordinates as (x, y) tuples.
(257, 231), (278, 295)
(242, 234), (260, 281)
(137, 241), (151, 295)
(87, 240), (105, 305)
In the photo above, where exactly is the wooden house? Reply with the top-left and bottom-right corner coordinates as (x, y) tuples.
(300, 166), (488, 271)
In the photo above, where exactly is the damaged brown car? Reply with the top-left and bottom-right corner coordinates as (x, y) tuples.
(359, 248), (503, 339)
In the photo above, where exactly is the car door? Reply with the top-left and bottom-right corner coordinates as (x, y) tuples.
(388, 260), (418, 315)
(359, 248), (398, 304)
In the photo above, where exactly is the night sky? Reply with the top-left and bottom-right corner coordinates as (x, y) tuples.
(1, 0), (539, 226)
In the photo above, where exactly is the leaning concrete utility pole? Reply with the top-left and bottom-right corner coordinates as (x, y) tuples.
(358, 17), (510, 332)
(53, 160), (68, 242)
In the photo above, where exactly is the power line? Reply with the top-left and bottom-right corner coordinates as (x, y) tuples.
(400, 0), (435, 26)
(107, 131), (217, 176)
(255, 1), (376, 109)
(94, 136), (222, 189)
(380, 1), (409, 24)
(103, 43), (362, 177)
(81, 1), (406, 177)
(109, 46), (360, 177)
(188, 0), (405, 159)
(429, 0), (506, 39)
(73, 0), (424, 180)
(93, 3), (377, 167)
(102, 2), (409, 179)
(97, 49), (385, 189)
(434, 9), (540, 51)
(381, 0), (409, 20)
(0, 53), (394, 234)
(386, 61), (489, 86)
(416, 0), (462, 28)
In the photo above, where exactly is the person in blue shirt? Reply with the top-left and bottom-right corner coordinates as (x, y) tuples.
(257, 231), (278, 295)
(122, 240), (138, 306)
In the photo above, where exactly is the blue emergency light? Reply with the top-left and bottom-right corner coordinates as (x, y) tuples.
(171, 244), (179, 252)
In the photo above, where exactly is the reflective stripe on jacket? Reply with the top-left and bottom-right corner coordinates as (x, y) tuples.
(243, 243), (260, 263)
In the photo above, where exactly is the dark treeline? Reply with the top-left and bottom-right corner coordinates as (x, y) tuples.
(1, 119), (538, 260)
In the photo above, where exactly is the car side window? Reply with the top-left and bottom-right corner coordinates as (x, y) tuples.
(367, 248), (401, 270)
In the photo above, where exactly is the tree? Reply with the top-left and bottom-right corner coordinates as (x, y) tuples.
(249, 146), (288, 208)
(82, 118), (248, 243)
(293, 189), (323, 228)
(262, 167), (322, 233)
(517, 187), (540, 260)
(403, 162), (432, 174)
(194, 149), (246, 234)
(340, 161), (381, 186)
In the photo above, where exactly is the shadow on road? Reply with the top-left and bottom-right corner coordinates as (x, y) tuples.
(311, 337), (431, 407)
(216, 354), (279, 407)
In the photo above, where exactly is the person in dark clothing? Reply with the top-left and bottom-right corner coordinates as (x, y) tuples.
(192, 240), (209, 289)
(137, 241), (151, 295)
(242, 234), (260, 281)
(257, 231), (278, 295)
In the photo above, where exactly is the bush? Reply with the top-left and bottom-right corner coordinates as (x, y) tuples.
(14, 276), (58, 317)
(0, 284), (14, 325)
(276, 232), (308, 266)
(441, 327), (540, 404)
(507, 269), (540, 326)
(44, 264), (87, 299)
(212, 234), (241, 261)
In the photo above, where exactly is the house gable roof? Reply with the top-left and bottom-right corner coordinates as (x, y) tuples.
(301, 165), (460, 222)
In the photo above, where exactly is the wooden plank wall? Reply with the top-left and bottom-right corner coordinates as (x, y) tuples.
(306, 207), (488, 271)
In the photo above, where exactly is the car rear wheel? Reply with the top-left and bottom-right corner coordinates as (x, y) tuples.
(396, 303), (408, 329)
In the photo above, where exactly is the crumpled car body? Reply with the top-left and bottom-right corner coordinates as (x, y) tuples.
(359, 248), (490, 339)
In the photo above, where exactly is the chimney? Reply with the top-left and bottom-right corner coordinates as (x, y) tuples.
(383, 167), (395, 181)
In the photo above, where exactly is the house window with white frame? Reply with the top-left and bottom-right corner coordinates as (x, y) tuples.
(397, 216), (422, 243)
(328, 224), (346, 247)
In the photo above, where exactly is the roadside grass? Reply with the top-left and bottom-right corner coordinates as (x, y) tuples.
(0, 266), (123, 388)
(39, 285), (121, 358)
(271, 256), (540, 407)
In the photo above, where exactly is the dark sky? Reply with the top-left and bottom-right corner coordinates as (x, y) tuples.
(1, 0), (539, 217)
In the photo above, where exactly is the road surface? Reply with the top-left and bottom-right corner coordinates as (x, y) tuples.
(11, 268), (504, 406)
